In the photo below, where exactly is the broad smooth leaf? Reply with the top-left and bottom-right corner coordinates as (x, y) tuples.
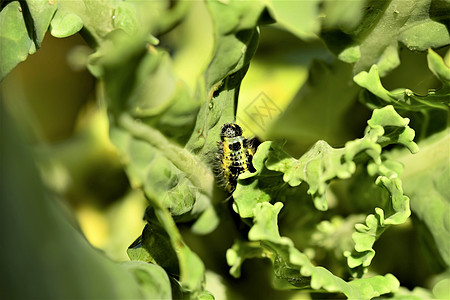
(389, 130), (450, 268)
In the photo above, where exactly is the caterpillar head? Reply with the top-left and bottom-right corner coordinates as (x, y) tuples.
(220, 123), (243, 141)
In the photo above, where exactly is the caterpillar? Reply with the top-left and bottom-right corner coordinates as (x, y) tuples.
(216, 123), (257, 193)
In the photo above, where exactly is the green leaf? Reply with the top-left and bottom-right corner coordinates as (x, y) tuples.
(432, 276), (450, 299)
(49, 9), (83, 38)
(121, 261), (172, 299)
(127, 203), (206, 295)
(94, 32), (213, 212)
(203, 0), (264, 93)
(322, 0), (450, 76)
(248, 202), (285, 242)
(226, 240), (270, 278)
(367, 105), (419, 153)
(1, 0), (142, 80)
(230, 202), (401, 299)
(152, 207), (206, 295)
(2, 0), (447, 297)
(427, 48), (450, 86)
(233, 106), (416, 277)
(345, 173), (412, 271)
(0, 1), (33, 80)
(26, 0), (58, 47)
(354, 50), (450, 111)
(321, 0), (366, 33)
(233, 141), (287, 218)
(185, 0), (264, 157)
(384, 286), (434, 299)
(191, 205), (220, 235)
(266, 106), (417, 210)
(198, 290), (215, 300)
(49, 0), (120, 42)
(310, 215), (366, 260)
(93, 1), (268, 296)
(0, 103), (170, 299)
(108, 116), (210, 293)
(234, 106), (418, 218)
(265, 0), (320, 40)
(0, 0), (61, 80)
(128, 223), (179, 276)
(389, 130), (450, 268)
(398, 0), (450, 51)
(110, 119), (212, 218)
(111, 2), (139, 35)
(267, 139), (352, 212)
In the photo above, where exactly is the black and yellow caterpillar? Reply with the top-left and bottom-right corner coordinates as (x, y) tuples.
(216, 123), (257, 193)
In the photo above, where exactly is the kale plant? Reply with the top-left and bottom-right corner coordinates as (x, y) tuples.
(1, 0), (449, 299)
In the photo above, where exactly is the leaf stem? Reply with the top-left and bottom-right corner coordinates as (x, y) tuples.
(118, 113), (215, 197)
